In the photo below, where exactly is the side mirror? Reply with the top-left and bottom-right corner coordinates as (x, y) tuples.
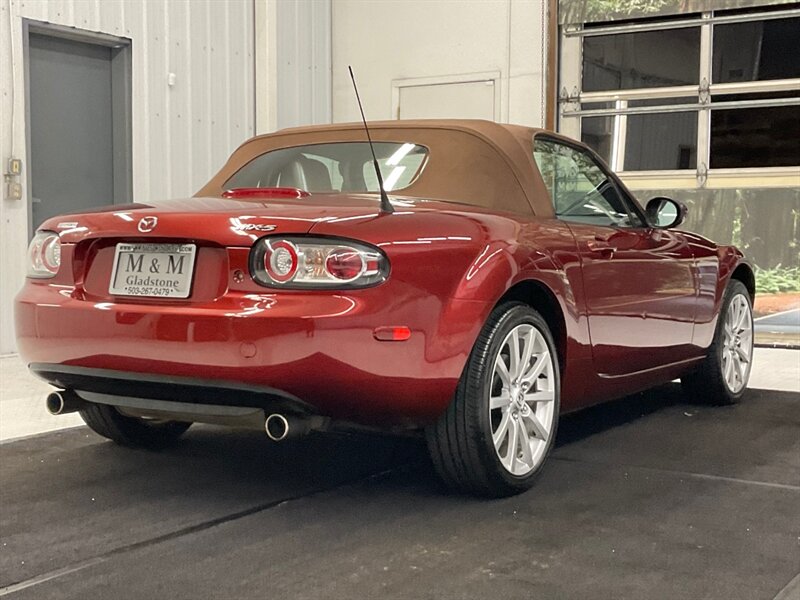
(646, 197), (687, 229)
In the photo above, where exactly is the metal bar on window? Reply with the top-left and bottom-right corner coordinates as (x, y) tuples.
(571, 80), (800, 104)
(617, 167), (800, 191)
(562, 96), (800, 117)
(558, 33), (582, 137)
(611, 100), (627, 172)
(563, 7), (800, 37)
(698, 17), (713, 185)
(577, 85), (698, 103)
(710, 79), (800, 95)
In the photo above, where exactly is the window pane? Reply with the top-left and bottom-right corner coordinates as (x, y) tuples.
(224, 142), (428, 193)
(710, 99), (800, 168)
(583, 28), (700, 92)
(581, 116), (614, 164)
(363, 148), (427, 192)
(713, 17), (800, 83)
(624, 112), (697, 171)
(533, 138), (642, 227)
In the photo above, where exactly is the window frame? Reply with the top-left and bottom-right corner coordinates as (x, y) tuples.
(558, 6), (800, 191)
(533, 133), (649, 229)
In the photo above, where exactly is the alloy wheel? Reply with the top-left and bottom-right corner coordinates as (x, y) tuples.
(489, 323), (556, 476)
(721, 293), (753, 394)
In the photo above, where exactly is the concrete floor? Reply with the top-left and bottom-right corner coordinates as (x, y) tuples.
(0, 356), (82, 442)
(1, 352), (798, 599)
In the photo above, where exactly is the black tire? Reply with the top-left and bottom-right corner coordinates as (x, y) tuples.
(682, 280), (753, 405)
(80, 403), (191, 449)
(425, 302), (561, 497)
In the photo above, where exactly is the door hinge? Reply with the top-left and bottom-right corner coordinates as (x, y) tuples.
(696, 162), (708, 188)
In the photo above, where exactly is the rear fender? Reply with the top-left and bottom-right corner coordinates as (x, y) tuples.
(446, 231), (592, 409)
(693, 244), (753, 349)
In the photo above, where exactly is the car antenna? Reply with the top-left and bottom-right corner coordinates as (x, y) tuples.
(348, 66), (393, 214)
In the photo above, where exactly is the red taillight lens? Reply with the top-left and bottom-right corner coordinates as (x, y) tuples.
(263, 240), (298, 283)
(222, 187), (310, 199)
(250, 236), (389, 289)
(325, 248), (365, 281)
(27, 231), (61, 278)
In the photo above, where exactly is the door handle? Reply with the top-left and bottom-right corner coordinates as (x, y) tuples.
(587, 240), (615, 258)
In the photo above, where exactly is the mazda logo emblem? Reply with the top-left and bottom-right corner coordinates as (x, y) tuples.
(137, 216), (158, 233)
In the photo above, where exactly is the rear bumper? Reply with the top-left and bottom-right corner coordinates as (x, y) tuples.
(15, 281), (489, 426)
(30, 363), (312, 414)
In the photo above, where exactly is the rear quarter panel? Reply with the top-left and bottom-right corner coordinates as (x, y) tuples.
(310, 207), (593, 411)
(685, 232), (752, 349)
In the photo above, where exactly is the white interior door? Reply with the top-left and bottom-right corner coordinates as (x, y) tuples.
(398, 80), (496, 120)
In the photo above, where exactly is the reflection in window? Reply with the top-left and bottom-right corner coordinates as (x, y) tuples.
(363, 144), (427, 192)
(624, 111), (698, 171)
(711, 101), (800, 168)
(582, 27), (700, 92)
(581, 116), (614, 164)
(224, 142), (428, 193)
(533, 138), (642, 228)
(713, 17), (800, 83)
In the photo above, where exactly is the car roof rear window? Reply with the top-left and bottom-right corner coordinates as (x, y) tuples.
(223, 142), (428, 194)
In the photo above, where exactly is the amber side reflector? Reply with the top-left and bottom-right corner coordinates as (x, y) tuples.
(373, 326), (411, 342)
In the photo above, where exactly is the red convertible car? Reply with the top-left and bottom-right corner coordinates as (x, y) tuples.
(16, 120), (755, 497)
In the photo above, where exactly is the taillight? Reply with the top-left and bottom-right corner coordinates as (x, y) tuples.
(27, 231), (61, 278)
(250, 236), (389, 289)
(325, 248), (365, 281)
(264, 240), (299, 283)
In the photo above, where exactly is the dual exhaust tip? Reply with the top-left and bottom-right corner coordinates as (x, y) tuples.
(47, 390), (303, 443)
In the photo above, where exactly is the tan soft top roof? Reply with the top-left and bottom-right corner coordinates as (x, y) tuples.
(269, 118), (545, 143)
(198, 119), (567, 216)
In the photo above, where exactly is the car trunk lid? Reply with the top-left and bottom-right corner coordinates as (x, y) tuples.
(45, 194), (399, 301)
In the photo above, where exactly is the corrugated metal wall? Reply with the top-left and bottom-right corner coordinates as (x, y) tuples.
(0, 0), (255, 353)
(275, 0), (330, 128)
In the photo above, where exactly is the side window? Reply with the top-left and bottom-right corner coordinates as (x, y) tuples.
(533, 138), (643, 228)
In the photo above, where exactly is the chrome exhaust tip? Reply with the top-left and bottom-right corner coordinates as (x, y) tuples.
(46, 390), (85, 415)
(265, 413), (290, 441)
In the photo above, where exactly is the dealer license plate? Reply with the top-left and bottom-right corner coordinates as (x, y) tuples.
(109, 243), (197, 298)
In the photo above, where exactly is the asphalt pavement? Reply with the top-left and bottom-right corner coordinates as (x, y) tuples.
(755, 309), (800, 347)
(1, 385), (798, 600)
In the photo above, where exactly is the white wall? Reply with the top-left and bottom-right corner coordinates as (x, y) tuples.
(331, 0), (550, 126)
(276, 0), (331, 128)
(0, 0), (255, 354)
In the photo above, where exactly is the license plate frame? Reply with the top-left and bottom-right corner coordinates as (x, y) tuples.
(108, 243), (197, 299)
